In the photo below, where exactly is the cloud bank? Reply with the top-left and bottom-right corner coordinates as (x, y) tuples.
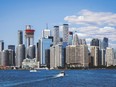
(64, 9), (116, 48)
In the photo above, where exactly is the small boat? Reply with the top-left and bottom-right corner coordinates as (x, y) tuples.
(56, 71), (65, 77)
(30, 69), (37, 72)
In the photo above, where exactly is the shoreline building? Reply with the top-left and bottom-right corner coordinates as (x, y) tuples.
(0, 40), (4, 51)
(8, 45), (15, 66)
(66, 45), (89, 68)
(50, 43), (66, 69)
(106, 47), (114, 66)
(101, 49), (106, 66)
(90, 46), (99, 66)
(16, 44), (25, 67)
(16, 30), (25, 67)
(1, 50), (9, 66)
(0, 40), (4, 66)
(8, 49), (14, 66)
(40, 37), (52, 67)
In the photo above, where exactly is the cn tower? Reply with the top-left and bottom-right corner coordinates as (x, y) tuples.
(25, 25), (35, 47)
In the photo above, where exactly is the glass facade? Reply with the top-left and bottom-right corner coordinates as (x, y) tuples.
(40, 38), (52, 66)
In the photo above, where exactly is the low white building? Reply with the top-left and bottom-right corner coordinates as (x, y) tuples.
(22, 58), (39, 69)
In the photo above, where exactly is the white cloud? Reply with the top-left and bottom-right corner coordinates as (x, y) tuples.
(64, 9), (116, 26)
(64, 9), (116, 48)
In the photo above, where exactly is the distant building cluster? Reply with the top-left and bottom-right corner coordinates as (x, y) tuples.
(0, 24), (116, 69)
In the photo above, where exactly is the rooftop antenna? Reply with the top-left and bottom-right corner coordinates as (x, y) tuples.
(46, 23), (48, 29)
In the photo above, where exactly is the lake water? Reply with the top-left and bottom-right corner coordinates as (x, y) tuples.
(0, 69), (116, 87)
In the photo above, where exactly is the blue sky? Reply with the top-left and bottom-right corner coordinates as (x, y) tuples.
(0, 0), (116, 49)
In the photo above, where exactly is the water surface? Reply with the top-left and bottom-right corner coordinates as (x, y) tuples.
(0, 69), (116, 87)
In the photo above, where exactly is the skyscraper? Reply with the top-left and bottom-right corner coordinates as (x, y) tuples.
(90, 38), (99, 46)
(102, 37), (108, 49)
(16, 30), (25, 67)
(45, 49), (50, 68)
(8, 45), (15, 66)
(50, 44), (65, 69)
(106, 47), (114, 66)
(66, 45), (89, 68)
(53, 26), (59, 45)
(18, 30), (23, 45)
(8, 45), (15, 51)
(1, 50), (9, 66)
(101, 49), (106, 66)
(90, 46), (99, 66)
(0, 40), (4, 51)
(50, 46), (55, 69)
(63, 24), (69, 42)
(42, 29), (51, 38)
(26, 45), (35, 59)
(40, 37), (52, 66)
(72, 33), (80, 45)
(16, 44), (25, 67)
(80, 39), (86, 45)
(68, 31), (73, 45)
(8, 49), (14, 66)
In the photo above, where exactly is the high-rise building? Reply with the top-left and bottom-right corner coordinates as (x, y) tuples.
(72, 33), (80, 45)
(26, 45), (35, 59)
(38, 40), (41, 62)
(53, 26), (59, 45)
(102, 37), (108, 49)
(68, 32), (73, 45)
(36, 42), (39, 61)
(55, 44), (64, 68)
(8, 49), (14, 66)
(16, 44), (25, 67)
(45, 49), (50, 68)
(101, 49), (106, 66)
(18, 30), (23, 45)
(8, 45), (15, 51)
(40, 37), (52, 66)
(90, 38), (99, 46)
(63, 24), (69, 42)
(8, 45), (15, 66)
(66, 45), (76, 66)
(66, 45), (89, 68)
(80, 39), (86, 45)
(0, 40), (4, 51)
(50, 46), (55, 69)
(106, 47), (114, 66)
(0, 52), (1, 65)
(79, 45), (89, 67)
(50, 44), (65, 69)
(90, 46), (99, 66)
(1, 50), (9, 66)
(42, 29), (51, 38)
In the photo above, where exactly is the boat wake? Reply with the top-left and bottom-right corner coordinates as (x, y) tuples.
(2, 75), (67, 87)
(2, 78), (48, 87)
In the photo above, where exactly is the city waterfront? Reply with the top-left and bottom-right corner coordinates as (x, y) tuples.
(0, 69), (116, 87)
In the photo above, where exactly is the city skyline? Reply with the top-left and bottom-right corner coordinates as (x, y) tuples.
(0, 0), (116, 49)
